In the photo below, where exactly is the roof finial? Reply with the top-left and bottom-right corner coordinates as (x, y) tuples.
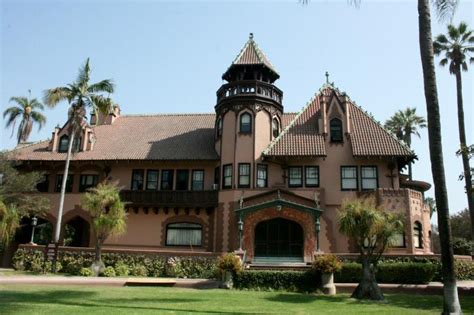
(249, 33), (254, 40)
(325, 71), (329, 84)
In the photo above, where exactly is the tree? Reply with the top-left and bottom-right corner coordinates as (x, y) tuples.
(43, 58), (115, 244)
(338, 198), (403, 300)
(418, 0), (461, 312)
(384, 107), (426, 180)
(81, 182), (126, 275)
(433, 22), (474, 239)
(0, 202), (20, 248)
(3, 92), (46, 144)
(450, 208), (471, 241)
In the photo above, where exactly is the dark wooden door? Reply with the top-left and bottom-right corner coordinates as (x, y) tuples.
(254, 218), (303, 257)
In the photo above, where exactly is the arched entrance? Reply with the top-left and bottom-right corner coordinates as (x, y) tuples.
(254, 218), (303, 258)
(63, 216), (90, 247)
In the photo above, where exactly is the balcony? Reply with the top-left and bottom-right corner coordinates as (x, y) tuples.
(120, 190), (219, 208)
(216, 81), (283, 109)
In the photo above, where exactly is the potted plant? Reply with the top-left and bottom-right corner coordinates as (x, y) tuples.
(312, 254), (342, 295)
(217, 253), (242, 289)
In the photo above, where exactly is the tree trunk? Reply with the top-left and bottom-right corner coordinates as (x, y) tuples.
(351, 257), (384, 300)
(95, 239), (102, 264)
(53, 127), (76, 244)
(455, 67), (474, 239)
(418, 1), (461, 313)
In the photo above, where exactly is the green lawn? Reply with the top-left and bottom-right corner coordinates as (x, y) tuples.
(0, 285), (473, 314)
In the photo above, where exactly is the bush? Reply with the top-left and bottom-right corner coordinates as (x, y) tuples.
(217, 253), (242, 274)
(102, 266), (116, 277)
(455, 260), (474, 280)
(131, 264), (148, 277)
(452, 238), (473, 256)
(79, 267), (93, 277)
(334, 262), (438, 284)
(115, 263), (130, 277)
(234, 270), (320, 292)
(312, 255), (342, 274)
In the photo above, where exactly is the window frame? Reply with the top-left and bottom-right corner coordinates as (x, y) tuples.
(165, 222), (203, 247)
(238, 163), (251, 188)
(160, 169), (174, 191)
(191, 169), (205, 191)
(222, 164), (233, 189)
(256, 164), (268, 188)
(131, 169), (145, 191)
(176, 169), (190, 191)
(214, 166), (220, 190)
(216, 118), (223, 138)
(288, 166), (303, 188)
(341, 166), (358, 191)
(272, 117), (280, 138)
(79, 174), (99, 192)
(304, 166), (320, 188)
(239, 112), (252, 134)
(330, 118), (343, 143)
(390, 231), (407, 248)
(58, 135), (69, 153)
(361, 166), (378, 191)
(413, 221), (423, 249)
(146, 169), (159, 190)
(55, 174), (74, 193)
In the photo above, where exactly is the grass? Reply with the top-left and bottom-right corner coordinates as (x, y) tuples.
(0, 285), (473, 314)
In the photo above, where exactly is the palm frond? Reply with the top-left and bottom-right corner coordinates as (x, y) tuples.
(9, 96), (28, 108)
(3, 107), (22, 128)
(30, 111), (47, 129)
(432, 0), (459, 22)
(88, 79), (115, 94)
(439, 58), (449, 67)
(76, 58), (91, 86)
(448, 24), (460, 40)
(29, 98), (44, 111)
(90, 95), (113, 116)
(43, 86), (72, 107)
(458, 21), (467, 35)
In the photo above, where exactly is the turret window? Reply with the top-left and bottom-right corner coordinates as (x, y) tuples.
(240, 113), (252, 133)
(272, 118), (280, 138)
(216, 118), (222, 137)
(413, 222), (423, 249)
(330, 118), (343, 142)
(238, 163), (251, 188)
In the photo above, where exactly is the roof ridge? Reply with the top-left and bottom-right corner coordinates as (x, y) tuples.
(10, 139), (50, 152)
(121, 113), (215, 118)
(251, 40), (278, 73)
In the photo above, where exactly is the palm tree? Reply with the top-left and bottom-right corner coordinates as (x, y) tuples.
(418, 0), (461, 313)
(3, 92), (46, 144)
(43, 58), (114, 245)
(433, 22), (474, 240)
(81, 182), (126, 275)
(385, 107), (426, 180)
(0, 201), (20, 248)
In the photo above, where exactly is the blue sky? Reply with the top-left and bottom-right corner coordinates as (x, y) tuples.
(1, 0), (473, 215)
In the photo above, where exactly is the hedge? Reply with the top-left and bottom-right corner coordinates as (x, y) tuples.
(233, 270), (320, 292)
(12, 248), (218, 279)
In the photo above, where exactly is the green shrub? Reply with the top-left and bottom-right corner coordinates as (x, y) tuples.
(131, 264), (148, 277)
(102, 266), (116, 277)
(217, 253), (242, 274)
(79, 267), (93, 277)
(114, 263), (130, 277)
(452, 238), (473, 256)
(455, 260), (474, 280)
(312, 255), (342, 274)
(334, 262), (437, 284)
(234, 270), (320, 292)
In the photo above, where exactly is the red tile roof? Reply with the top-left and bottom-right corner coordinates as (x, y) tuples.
(13, 114), (219, 161)
(263, 85), (413, 158)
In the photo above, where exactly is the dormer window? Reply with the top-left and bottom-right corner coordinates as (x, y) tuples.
(272, 118), (280, 138)
(330, 118), (343, 142)
(58, 135), (69, 153)
(240, 112), (252, 133)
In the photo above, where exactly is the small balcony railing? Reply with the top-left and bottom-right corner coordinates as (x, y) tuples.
(216, 81), (283, 106)
(120, 190), (218, 208)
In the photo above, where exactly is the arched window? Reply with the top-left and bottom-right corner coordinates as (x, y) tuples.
(240, 112), (252, 133)
(166, 222), (202, 246)
(390, 232), (406, 248)
(272, 117), (280, 138)
(58, 135), (69, 153)
(216, 118), (222, 137)
(413, 221), (423, 249)
(330, 118), (343, 142)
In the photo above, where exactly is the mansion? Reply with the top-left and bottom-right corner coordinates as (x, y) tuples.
(12, 34), (433, 264)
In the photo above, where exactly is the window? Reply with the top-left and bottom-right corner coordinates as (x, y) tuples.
(36, 175), (49, 192)
(146, 170), (159, 190)
(240, 112), (252, 133)
(305, 166), (319, 187)
(214, 166), (220, 190)
(58, 135), (69, 153)
(238, 163), (251, 188)
(55, 174), (73, 193)
(223, 164), (232, 189)
(192, 170), (204, 191)
(413, 222), (423, 249)
(361, 166), (378, 190)
(288, 167), (303, 187)
(341, 166), (358, 190)
(166, 223), (202, 246)
(272, 118), (280, 138)
(216, 118), (222, 137)
(390, 232), (406, 248)
(79, 174), (98, 192)
(257, 164), (268, 188)
(131, 170), (144, 190)
(176, 170), (189, 190)
(330, 118), (343, 142)
(161, 170), (174, 190)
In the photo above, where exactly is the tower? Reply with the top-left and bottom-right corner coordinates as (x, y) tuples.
(214, 33), (283, 190)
